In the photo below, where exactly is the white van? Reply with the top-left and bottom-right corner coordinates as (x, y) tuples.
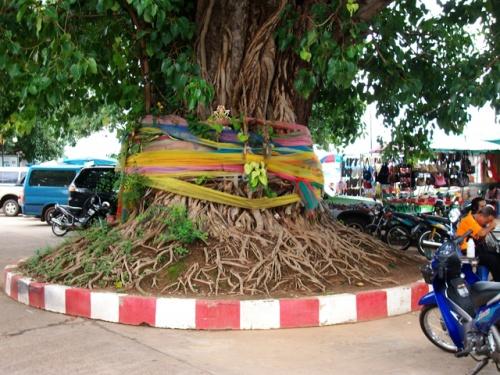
(0, 167), (28, 216)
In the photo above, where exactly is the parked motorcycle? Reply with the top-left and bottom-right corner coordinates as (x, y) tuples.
(50, 195), (111, 236)
(385, 210), (426, 251)
(418, 230), (500, 374)
(417, 206), (466, 260)
(364, 203), (392, 239)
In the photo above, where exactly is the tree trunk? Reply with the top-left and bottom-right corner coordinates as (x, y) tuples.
(195, 0), (394, 125)
(195, 0), (314, 125)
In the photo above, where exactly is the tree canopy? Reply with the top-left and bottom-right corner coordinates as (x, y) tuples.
(0, 0), (498, 161)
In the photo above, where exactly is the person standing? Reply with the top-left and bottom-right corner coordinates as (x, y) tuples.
(461, 196), (487, 217)
(456, 205), (500, 281)
(485, 185), (500, 217)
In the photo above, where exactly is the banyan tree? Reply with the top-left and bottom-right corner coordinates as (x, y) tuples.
(2, 0), (497, 295)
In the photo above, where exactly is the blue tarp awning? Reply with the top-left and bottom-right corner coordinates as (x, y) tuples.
(62, 158), (117, 166)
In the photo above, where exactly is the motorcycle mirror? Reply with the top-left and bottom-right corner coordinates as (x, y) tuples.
(449, 208), (461, 224)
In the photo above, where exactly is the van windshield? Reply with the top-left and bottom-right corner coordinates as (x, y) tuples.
(29, 170), (77, 187)
(74, 169), (117, 192)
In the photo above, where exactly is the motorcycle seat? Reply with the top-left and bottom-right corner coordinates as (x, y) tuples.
(58, 205), (83, 210)
(395, 212), (420, 221)
(470, 281), (500, 307)
(421, 214), (449, 224)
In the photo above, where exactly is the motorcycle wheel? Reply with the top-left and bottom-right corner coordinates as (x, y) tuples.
(51, 215), (69, 237)
(419, 304), (458, 353)
(418, 230), (444, 260)
(385, 225), (411, 251)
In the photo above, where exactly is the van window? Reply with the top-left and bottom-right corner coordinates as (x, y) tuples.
(29, 170), (77, 187)
(74, 169), (117, 192)
(0, 171), (19, 184)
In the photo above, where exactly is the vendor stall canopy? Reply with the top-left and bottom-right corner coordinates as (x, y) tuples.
(62, 158), (117, 166)
(430, 135), (500, 153)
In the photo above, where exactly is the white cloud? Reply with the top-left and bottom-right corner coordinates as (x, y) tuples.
(63, 129), (121, 159)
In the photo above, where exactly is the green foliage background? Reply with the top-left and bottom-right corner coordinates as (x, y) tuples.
(0, 0), (498, 161)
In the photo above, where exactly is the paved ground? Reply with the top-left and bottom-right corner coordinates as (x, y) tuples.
(0, 215), (497, 375)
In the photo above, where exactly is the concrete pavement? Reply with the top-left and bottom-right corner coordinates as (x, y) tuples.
(0, 215), (497, 374)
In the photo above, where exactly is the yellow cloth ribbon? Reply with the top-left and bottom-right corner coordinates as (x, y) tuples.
(147, 175), (301, 209)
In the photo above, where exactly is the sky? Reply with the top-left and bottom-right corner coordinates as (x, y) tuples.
(63, 128), (121, 160)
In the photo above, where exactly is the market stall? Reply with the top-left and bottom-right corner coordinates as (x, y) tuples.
(321, 135), (500, 213)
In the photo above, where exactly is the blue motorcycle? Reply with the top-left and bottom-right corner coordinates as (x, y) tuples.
(418, 230), (500, 374)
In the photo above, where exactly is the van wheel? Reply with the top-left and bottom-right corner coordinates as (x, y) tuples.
(3, 199), (20, 217)
(44, 206), (56, 225)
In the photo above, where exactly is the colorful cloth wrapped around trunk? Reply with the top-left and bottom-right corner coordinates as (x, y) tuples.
(125, 115), (324, 211)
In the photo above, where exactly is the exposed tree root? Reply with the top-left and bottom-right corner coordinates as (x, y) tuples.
(21, 189), (419, 297)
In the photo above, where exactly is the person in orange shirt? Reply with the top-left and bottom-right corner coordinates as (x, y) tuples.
(456, 205), (499, 281)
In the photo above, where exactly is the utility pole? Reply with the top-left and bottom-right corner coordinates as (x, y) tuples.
(369, 107), (373, 153)
(0, 136), (4, 167)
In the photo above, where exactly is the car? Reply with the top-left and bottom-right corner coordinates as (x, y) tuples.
(69, 166), (118, 214)
(328, 195), (379, 230)
(0, 167), (28, 216)
(20, 165), (83, 222)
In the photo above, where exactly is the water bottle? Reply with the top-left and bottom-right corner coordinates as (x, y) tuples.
(466, 238), (475, 258)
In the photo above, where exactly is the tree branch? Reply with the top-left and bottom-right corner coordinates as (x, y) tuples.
(356, 0), (394, 22)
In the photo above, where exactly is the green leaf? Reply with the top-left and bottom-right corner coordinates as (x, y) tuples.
(249, 178), (258, 189)
(244, 163), (253, 175)
(7, 64), (21, 78)
(36, 16), (42, 36)
(143, 9), (152, 23)
(87, 57), (97, 74)
(39, 76), (51, 89)
(237, 132), (249, 142)
(346, 47), (356, 59)
(258, 173), (268, 187)
(346, 2), (359, 17)
(28, 83), (38, 95)
(211, 123), (223, 134)
(70, 64), (81, 80)
(300, 49), (312, 62)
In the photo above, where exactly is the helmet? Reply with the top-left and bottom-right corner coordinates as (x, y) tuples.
(432, 241), (462, 280)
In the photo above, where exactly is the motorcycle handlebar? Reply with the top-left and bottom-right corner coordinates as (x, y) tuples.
(453, 229), (473, 246)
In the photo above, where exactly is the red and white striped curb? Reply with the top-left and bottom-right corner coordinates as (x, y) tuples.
(3, 265), (430, 330)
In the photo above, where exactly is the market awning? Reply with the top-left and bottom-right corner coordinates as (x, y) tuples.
(430, 135), (500, 153)
(62, 157), (117, 166)
(320, 154), (342, 163)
